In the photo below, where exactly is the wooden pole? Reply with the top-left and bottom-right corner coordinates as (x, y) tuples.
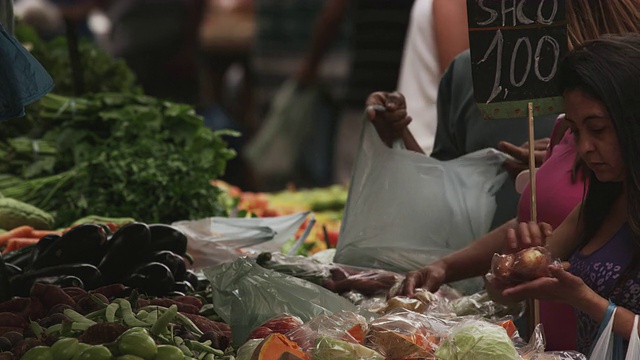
(527, 101), (540, 332)
(528, 102), (537, 224)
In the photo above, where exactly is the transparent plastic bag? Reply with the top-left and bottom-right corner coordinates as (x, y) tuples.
(450, 290), (526, 320)
(435, 318), (520, 360)
(489, 246), (561, 285)
(256, 251), (404, 297)
(203, 257), (356, 345)
(527, 352), (587, 360)
(247, 313), (304, 340)
(366, 308), (442, 359)
(173, 212), (311, 269)
(286, 311), (370, 355)
(335, 119), (507, 294)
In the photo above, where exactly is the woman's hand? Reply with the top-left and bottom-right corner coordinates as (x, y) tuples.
(391, 260), (448, 298)
(506, 221), (553, 253)
(498, 138), (550, 180)
(365, 91), (411, 147)
(500, 264), (589, 305)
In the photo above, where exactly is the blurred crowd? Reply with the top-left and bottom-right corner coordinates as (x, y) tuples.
(10, 0), (468, 193)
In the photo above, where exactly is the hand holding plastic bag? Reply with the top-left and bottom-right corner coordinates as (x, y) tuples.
(335, 119), (507, 295)
(203, 257), (356, 344)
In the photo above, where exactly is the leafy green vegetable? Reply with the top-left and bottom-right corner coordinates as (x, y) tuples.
(435, 320), (520, 360)
(0, 93), (236, 227)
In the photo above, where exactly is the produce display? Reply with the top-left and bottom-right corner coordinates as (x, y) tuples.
(215, 181), (346, 255)
(0, 27), (589, 360)
(1, 221), (196, 299)
(0, 93), (235, 228)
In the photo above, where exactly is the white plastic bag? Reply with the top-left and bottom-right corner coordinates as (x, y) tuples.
(625, 315), (640, 360)
(334, 119), (507, 293)
(591, 305), (618, 359)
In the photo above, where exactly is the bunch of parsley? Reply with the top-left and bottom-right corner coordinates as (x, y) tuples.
(1, 93), (236, 227)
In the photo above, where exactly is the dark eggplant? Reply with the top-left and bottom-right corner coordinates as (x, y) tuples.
(3, 243), (36, 268)
(10, 264), (102, 297)
(172, 280), (194, 294)
(0, 253), (12, 301)
(124, 262), (175, 296)
(34, 275), (85, 289)
(184, 270), (199, 291)
(148, 251), (187, 281)
(27, 234), (60, 270)
(148, 224), (188, 255)
(98, 222), (151, 283)
(5, 262), (22, 277)
(31, 224), (107, 270)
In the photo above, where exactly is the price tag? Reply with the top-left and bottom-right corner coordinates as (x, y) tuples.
(467, 0), (567, 119)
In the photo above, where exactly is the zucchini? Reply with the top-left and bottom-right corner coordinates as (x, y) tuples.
(0, 198), (54, 230)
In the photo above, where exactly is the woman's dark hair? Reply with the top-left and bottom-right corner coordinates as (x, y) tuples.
(557, 33), (640, 244)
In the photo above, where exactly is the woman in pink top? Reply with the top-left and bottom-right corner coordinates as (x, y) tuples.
(517, 116), (588, 351)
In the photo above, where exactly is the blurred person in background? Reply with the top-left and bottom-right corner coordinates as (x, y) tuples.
(295, 0), (415, 185)
(94, 0), (204, 105)
(296, 0), (471, 184)
(396, 0), (469, 155)
(197, 0), (257, 191)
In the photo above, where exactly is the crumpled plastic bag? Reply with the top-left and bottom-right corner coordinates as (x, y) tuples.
(203, 257), (356, 345)
(366, 308), (443, 359)
(286, 311), (369, 351)
(0, 23), (53, 121)
(173, 212), (311, 269)
(334, 119), (507, 294)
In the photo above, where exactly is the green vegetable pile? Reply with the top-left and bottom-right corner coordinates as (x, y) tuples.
(0, 93), (236, 227)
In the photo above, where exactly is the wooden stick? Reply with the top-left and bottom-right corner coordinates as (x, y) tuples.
(528, 102), (537, 223)
(527, 102), (541, 331)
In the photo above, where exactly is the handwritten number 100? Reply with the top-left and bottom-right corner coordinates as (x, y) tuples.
(480, 30), (560, 103)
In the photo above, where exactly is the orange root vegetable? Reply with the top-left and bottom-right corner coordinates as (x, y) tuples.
(2, 238), (38, 254)
(0, 226), (34, 246)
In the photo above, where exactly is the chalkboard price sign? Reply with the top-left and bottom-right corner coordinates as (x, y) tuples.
(467, 0), (567, 119)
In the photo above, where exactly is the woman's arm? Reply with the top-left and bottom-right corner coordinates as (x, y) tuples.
(432, 0), (470, 73)
(544, 203), (583, 260)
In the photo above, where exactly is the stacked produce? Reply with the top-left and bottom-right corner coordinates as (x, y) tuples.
(0, 283), (232, 359)
(1, 221), (198, 300)
(0, 93), (235, 228)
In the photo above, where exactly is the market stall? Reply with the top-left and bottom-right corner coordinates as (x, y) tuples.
(0, 15), (589, 360)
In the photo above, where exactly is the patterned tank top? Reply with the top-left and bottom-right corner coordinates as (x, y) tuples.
(568, 223), (640, 354)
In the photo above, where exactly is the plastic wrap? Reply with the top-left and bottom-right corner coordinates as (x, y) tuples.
(247, 313), (305, 340)
(435, 318), (520, 360)
(335, 120), (507, 296)
(450, 290), (526, 320)
(489, 246), (560, 285)
(526, 352), (586, 360)
(366, 308), (441, 359)
(256, 251), (404, 297)
(173, 212), (311, 269)
(203, 257), (356, 345)
(292, 311), (368, 346)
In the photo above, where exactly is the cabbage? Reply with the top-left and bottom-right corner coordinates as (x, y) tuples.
(435, 320), (520, 360)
